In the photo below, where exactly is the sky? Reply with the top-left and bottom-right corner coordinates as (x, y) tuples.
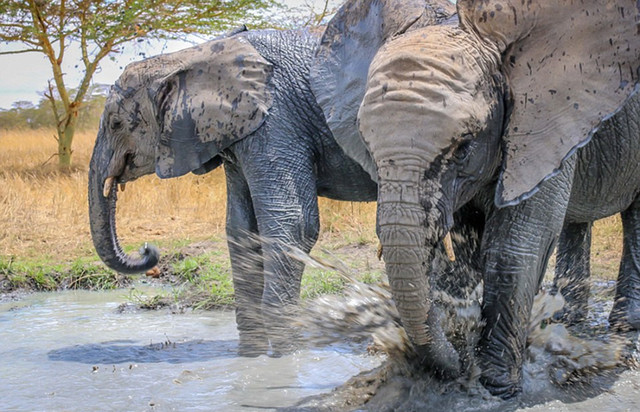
(0, 39), (189, 110)
(0, 0), (341, 110)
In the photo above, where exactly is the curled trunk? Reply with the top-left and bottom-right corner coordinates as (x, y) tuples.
(88, 133), (159, 274)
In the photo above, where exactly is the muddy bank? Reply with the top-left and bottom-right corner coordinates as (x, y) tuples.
(1, 240), (385, 312)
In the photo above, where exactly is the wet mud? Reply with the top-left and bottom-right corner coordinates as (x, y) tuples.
(288, 246), (640, 412)
(4, 238), (639, 410)
(288, 280), (640, 412)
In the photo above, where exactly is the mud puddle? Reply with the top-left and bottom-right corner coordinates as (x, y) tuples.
(0, 288), (380, 411)
(290, 279), (640, 411)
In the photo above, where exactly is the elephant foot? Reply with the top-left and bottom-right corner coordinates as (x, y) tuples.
(238, 332), (269, 357)
(609, 299), (640, 331)
(268, 333), (300, 358)
(477, 349), (522, 399)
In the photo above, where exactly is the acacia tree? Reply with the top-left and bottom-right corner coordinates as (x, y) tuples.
(0, 0), (275, 169)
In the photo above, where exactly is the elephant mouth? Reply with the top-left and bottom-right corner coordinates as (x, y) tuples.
(102, 152), (136, 197)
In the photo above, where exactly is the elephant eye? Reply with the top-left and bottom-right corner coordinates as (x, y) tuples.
(110, 117), (123, 131)
(453, 140), (473, 164)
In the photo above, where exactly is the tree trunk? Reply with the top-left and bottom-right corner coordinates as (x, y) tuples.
(57, 105), (78, 170)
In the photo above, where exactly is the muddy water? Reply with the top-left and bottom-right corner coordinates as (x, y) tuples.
(0, 288), (380, 411)
(2, 281), (640, 412)
(292, 281), (640, 411)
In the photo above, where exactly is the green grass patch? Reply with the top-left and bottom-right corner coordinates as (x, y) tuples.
(301, 269), (348, 299)
(170, 254), (235, 310)
(0, 255), (127, 292)
(2, 240), (386, 313)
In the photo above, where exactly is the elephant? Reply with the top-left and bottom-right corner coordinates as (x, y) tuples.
(310, 0), (640, 398)
(553, 90), (640, 330)
(87, 26), (380, 357)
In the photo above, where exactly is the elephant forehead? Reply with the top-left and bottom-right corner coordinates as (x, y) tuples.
(117, 53), (175, 91)
(457, 0), (540, 52)
(358, 26), (501, 163)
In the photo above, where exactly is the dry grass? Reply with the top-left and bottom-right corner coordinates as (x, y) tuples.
(0, 128), (623, 279)
(0, 128), (377, 262)
(591, 215), (623, 280)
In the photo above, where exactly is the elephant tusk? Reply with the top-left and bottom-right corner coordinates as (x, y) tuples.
(103, 176), (115, 198)
(119, 183), (126, 192)
(376, 242), (383, 260)
(443, 232), (455, 262)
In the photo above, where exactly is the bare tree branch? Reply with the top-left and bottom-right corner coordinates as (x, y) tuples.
(0, 47), (43, 55)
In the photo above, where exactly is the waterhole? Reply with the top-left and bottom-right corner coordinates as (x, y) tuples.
(0, 288), (380, 411)
(2, 247), (640, 411)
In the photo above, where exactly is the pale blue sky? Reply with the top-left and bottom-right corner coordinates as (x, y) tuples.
(0, 0), (342, 110)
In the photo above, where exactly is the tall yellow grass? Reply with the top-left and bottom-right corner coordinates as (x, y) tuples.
(0, 128), (622, 279)
(0, 128), (377, 261)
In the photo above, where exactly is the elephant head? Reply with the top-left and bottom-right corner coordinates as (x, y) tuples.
(88, 32), (273, 273)
(313, 0), (640, 374)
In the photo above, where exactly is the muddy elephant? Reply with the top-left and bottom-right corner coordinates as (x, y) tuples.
(88, 27), (379, 357)
(311, 0), (640, 398)
(553, 90), (640, 330)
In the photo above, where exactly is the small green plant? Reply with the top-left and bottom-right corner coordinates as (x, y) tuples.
(172, 255), (209, 282)
(127, 288), (173, 310)
(65, 259), (126, 290)
(166, 253), (235, 309)
(194, 263), (235, 309)
(358, 271), (383, 285)
(301, 269), (347, 300)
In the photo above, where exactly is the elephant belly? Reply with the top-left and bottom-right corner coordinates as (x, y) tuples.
(315, 148), (377, 202)
(566, 95), (640, 223)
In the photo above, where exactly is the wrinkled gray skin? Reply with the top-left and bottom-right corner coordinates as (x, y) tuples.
(461, 91), (640, 397)
(553, 92), (640, 330)
(311, 0), (640, 399)
(88, 27), (377, 356)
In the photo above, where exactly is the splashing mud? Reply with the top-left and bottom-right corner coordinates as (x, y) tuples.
(288, 246), (639, 411)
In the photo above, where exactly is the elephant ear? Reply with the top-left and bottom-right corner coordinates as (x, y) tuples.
(311, 0), (455, 181)
(153, 36), (273, 178)
(459, 0), (640, 206)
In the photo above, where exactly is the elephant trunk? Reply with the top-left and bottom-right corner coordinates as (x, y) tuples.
(377, 164), (459, 376)
(88, 130), (159, 274)
(377, 165), (432, 345)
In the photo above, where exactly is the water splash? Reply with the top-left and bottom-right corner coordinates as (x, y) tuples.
(289, 243), (631, 408)
(527, 289), (624, 386)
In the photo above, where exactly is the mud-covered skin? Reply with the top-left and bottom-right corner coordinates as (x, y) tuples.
(554, 93), (640, 330)
(88, 28), (377, 357)
(310, 0), (457, 181)
(312, 0), (640, 399)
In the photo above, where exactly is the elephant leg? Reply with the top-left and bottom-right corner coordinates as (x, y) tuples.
(610, 197), (640, 330)
(552, 221), (592, 325)
(241, 146), (320, 356)
(478, 160), (575, 398)
(224, 160), (268, 357)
